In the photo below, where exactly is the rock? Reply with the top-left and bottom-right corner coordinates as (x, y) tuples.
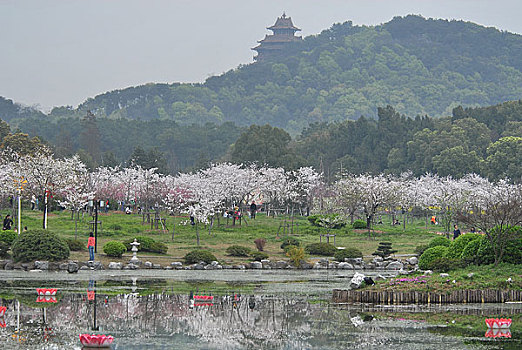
(375, 274), (387, 281)
(406, 257), (419, 265)
(223, 265), (233, 269)
(4, 261), (14, 270)
(347, 258), (363, 265)
(386, 261), (404, 270)
(251, 261), (263, 269)
(338, 262), (354, 269)
(313, 262), (327, 269)
(260, 259), (270, 264)
(144, 261), (153, 269)
(67, 262), (79, 273)
(319, 258), (329, 264)
(275, 261), (288, 269)
(0, 260), (7, 269)
(29, 269), (42, 272)
(398, 269), (411, 275)
(440, 273), (450, 277)
(194, 264), (205, 270)
(372, 256), (383, 263)
(79, 266), (89, 271)
(211, 261), (219, 266)
(152, 264), (162, 269)
(164, 266), (173, 270)
(216, 265), (223, 269)
(300, 261), (313, 269)
(171, 262), (183, 267)
(59, 263), (68, 270)
(108, 262), (122, 270)
(424, 270), (433, 275)
(22, 262), (34, 271)
(350, 272), (366, 289)
(328, 263), (338, 269)
(204, 264), (215, 270)
(35, 261), (49, 270)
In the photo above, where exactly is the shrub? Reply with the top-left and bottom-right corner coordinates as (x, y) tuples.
(11, 229), (69, 262)
(184, 249), (217, 264)
(65, 238), (85, 251)
(372, 242), (397, 259)
(352, 220), (367, 229)
(0, 241), (9, 258)
(461, 237), (483, 264)
(251, 251), (269, 261)
(414, 244), (429, 256)
(254, 238), (266, 251)
(418, 246), (448, 270)
(304, 243), (337, 256)
(103, 241), (126, 258)
(427, 236), (451, 249)
(446, 233), (482, 259)
(427, 257), (463, 272)
(0, 230), (17, 245)
(149, 242), (168, 254)
(475, 227), (522, 265)
(226, 245), (251, 257)
(334, 247), (363, 262)
(280, 237), (300, 250)
(286, 246), (305, 267)
(283, 244), (298, 253)
(307, 214), (320, 225)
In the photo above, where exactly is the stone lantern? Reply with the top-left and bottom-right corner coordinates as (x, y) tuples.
(129, 239), (140, 264)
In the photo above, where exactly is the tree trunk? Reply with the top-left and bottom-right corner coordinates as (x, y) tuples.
(196, 223), (200, 246)
(43, 190), (48, 229)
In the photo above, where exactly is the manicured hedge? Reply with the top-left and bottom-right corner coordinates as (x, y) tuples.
(334, 247), (363, 262)
(11, 229), (69, 262)
(184, 249), (217, 264)
(103, 241), (127, 258)
(419, 246), (448, 270)
(304, 243), (337, 256)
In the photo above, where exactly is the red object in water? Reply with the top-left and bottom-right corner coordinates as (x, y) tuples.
(36, 296), (57, 303)
(194, 303), (214, 307)
(485, 318), (512, 328)
(79, 334), (114, 347)
(36, 288), (57, 296)
(0, 306), (6, 317)
(485, 329), (512, 338)
(194, 295), (214, 300)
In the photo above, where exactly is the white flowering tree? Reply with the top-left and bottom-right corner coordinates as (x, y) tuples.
(460, 178), (522, 265)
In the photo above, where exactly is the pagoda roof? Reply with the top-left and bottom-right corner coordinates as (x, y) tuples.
(267, 13), (301, 31)
(257, 34), (302, 44)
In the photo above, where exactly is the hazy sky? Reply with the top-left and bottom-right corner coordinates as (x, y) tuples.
(2, 0), (522, 111)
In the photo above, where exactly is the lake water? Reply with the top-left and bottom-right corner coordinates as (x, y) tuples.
(0, 270), (519, 349)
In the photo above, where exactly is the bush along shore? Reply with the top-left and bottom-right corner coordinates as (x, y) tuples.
(333, 263), (522, 304)
(333, 228), (522, 304)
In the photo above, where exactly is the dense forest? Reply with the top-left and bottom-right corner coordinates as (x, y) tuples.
(1, 101), (521, 182)
(0, 15), (521, 179)
(2, 15), (522, 135)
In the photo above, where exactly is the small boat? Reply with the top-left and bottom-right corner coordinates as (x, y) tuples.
(485, 318), (511, 328)
(79, 334), (114, 348)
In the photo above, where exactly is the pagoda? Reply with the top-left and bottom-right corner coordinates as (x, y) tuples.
(252, 13), (302, 61)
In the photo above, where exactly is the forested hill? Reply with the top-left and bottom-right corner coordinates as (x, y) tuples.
(2, 15), (522, 133)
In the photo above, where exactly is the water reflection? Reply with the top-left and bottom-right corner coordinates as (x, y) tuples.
(0, 277), (519, 349)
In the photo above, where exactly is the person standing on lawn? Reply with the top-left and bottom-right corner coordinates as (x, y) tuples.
(87, 232), (95, 261)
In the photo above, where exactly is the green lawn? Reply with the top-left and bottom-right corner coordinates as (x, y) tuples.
(2, 208), (442, 265)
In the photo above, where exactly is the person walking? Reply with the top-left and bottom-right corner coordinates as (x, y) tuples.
(3, 215), (13, 230)
(87, 232), (95, 261)
(250, 201), (257, 219)
(453, 224), (461, 240)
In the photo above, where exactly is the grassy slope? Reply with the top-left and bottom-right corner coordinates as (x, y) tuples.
(3, 209), (439, 265)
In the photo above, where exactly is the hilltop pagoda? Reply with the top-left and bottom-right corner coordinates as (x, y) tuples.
(252, 13), (302, 61)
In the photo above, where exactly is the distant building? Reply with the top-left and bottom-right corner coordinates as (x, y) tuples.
(252, 13), (302, 61)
